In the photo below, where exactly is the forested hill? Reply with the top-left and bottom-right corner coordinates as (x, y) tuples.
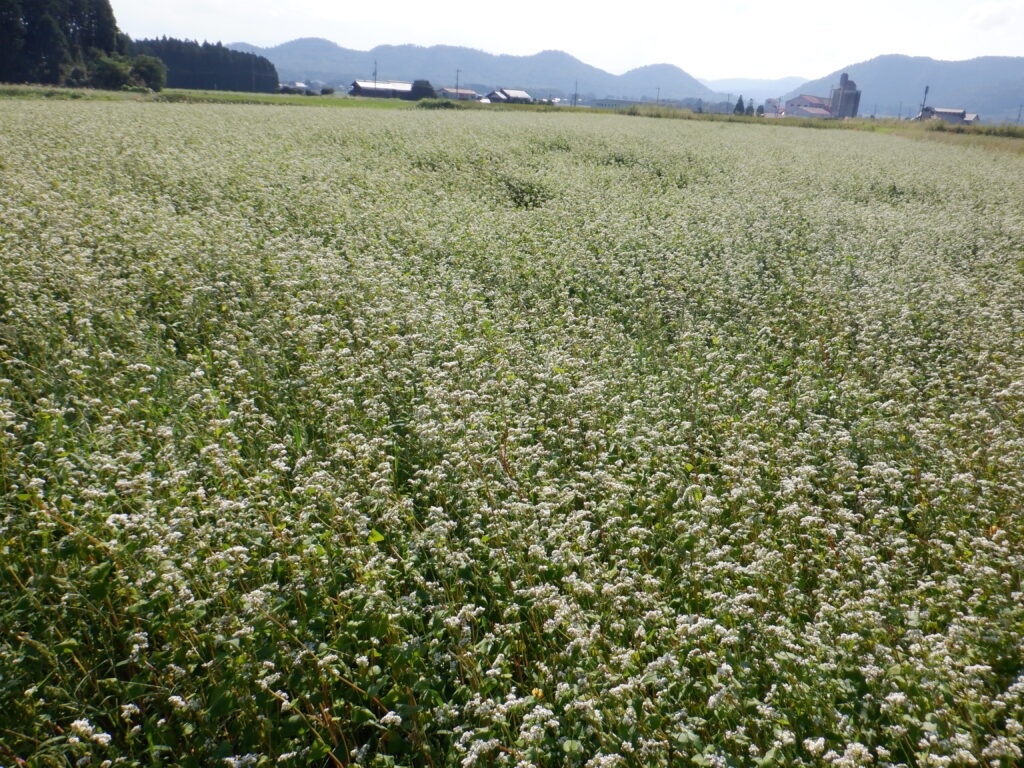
(785, 54), (1024, 122)
(130, 39), (278, 93)
(229, 38), (716, 101)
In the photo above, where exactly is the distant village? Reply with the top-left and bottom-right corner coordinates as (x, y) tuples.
(280, 72), (982, 125)
(763, 73), (979, 125)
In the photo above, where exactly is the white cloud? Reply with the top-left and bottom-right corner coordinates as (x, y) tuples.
(967, 1), (1024, 31)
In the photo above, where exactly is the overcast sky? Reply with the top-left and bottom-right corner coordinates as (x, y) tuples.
(111, 0), (1024, 80)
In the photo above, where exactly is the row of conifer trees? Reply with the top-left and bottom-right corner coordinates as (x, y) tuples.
(0, 0), (278, 92)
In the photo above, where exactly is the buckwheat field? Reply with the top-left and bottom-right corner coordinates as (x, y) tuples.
(1, 101), (1023, 768)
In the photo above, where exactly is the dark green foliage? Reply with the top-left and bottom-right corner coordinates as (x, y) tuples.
(0, 0), (28, 80)
(0, 1), (271, 93)
(756, 104), (764, 116)
(0, 0), (120, 84)
(87, 53), (128, 88)
(410, 79), (436, 100)
(129, 38), (279, 92)
(416, 98), (463, 109)
(84, 52), (165, 91)
(734, 95), (745, 115)
(23, 11), (70, 84)
(129, 53), (166, 90)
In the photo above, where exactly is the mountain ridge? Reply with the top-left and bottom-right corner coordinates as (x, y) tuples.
(228, 38), (717, 101)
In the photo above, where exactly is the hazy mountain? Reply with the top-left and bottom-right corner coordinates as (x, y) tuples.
(784, 54), (1024, 121)
(698, 77), (808, 102)
(228, 38), (717, 101)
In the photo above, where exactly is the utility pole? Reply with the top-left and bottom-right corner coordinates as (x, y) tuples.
(1017, 104), (1023, 125)
(572, 80), (578, 108)
(455, 68), (460, 97)
(898, 101), (902, 120)
(919, 85), (929, 117)
(373, 60), (378, 91)
(656, 86), (660, 106)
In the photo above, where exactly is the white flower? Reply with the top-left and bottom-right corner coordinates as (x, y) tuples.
(71, 719), (94, 737)
(804, 737), (826, 756)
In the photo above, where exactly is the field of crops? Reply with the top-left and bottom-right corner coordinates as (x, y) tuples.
(1, 101), (1023, 767)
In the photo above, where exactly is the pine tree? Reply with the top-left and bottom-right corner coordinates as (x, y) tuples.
(0, 0), (27, 82)
(734, 95), (745, 115)
(24, 11), (71, 83)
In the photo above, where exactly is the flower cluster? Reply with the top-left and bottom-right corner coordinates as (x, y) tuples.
(1, 100), (1022, 767)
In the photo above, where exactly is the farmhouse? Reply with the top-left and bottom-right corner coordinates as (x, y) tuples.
(486, 88), (532, 104)
(913, 106), (980, 125)
(438, 87), (481, 101)
(784, 94), (832, 117)
(781, 74), (861, 118)
(350, 80), (414, 98)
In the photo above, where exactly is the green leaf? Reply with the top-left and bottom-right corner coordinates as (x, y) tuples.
(368, 529), (385, 544)
(87, 560), (115, 600)
(87, 560), (115, 582)
(308, 742), (329, 761)
(352, 706), (379, 725)
(207, 683), (235, 718)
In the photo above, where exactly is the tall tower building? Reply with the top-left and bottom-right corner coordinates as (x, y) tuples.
(830, 73), (861, 118)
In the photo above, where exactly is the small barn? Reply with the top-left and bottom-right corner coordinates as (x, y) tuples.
(350, 80), (414, 99)
(784, 94), (832, 117)
(914, 107), (980, 126)
(786, 105), (833, 118)
(486, 88), (532, 104)
(438, 87), (481, 101)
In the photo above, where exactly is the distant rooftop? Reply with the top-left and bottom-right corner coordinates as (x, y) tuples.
(352, 80), (413, 92)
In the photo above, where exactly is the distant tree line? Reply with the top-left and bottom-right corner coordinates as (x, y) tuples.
(0, 0), (277, 92)
(129, 38), (278, 93)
